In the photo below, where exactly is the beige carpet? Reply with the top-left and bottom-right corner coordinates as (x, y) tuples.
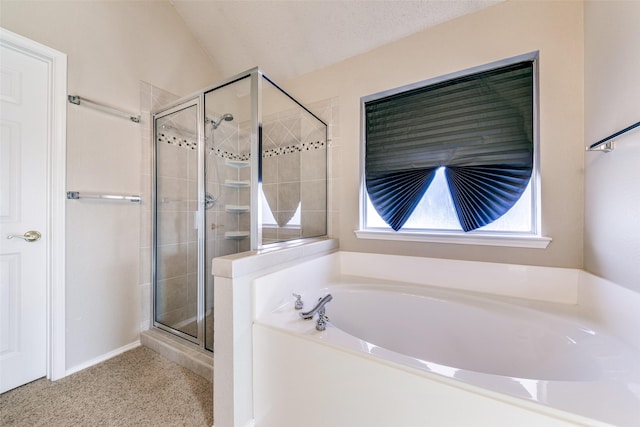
(0, 346), (213, 427)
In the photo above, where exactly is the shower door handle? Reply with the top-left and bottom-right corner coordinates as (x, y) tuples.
(7, 230), (42, 242)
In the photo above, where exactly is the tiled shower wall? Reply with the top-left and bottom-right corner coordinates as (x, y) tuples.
(262, 107), (329, 243)
(207, 118), (252, 257)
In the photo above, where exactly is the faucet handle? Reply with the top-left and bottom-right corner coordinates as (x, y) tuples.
(292, 293), (304, 310)
(316, 313), (329, 331)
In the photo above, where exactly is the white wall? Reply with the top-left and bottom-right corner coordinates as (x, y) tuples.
(584, 1), (640, 293)
(285, 1), (585, 269)
(0, 1), (220, 370)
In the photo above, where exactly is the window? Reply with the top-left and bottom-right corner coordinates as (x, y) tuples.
(358, 53), (549, 247)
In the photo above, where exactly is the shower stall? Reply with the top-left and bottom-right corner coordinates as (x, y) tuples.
(152, 68), (328, 351)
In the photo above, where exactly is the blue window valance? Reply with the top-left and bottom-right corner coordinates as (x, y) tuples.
(364, 61), (534, 232)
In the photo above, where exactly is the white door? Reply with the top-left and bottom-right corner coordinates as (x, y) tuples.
(0, 40), (49, 393)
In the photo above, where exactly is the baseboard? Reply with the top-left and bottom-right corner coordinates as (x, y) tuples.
(65, 340), (141, 376)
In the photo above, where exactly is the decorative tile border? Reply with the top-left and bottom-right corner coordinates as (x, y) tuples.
(157, 132), (197, 150)
(158, 133), (326, 161)
(211, 147), (251, 162)
(262, 140), (326, 158)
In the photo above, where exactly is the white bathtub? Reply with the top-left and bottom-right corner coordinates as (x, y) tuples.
(256, 278), (640, 426)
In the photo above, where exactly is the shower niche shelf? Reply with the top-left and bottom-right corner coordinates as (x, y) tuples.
(225, 159), (250, 168)
(224, 179), (250, 188)
(225, 204), (250, 213)
(225, 231), (250, 240)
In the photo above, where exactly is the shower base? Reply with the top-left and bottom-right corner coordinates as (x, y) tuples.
(141, 328), (213, 381)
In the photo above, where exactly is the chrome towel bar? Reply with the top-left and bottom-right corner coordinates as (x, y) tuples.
(587, 121), (639, 153)
(68, 95), (141, 123)
(67, 191), (141, 203)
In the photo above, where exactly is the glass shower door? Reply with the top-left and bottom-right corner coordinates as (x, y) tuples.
(154, 102), (200, 341)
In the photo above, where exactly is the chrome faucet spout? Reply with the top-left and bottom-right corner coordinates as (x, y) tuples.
(299, 294), (332, 320)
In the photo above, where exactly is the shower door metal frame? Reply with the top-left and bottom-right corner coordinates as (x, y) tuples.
(151, 97), (206, 346)
(196, 93), (206, 345)
(251, 71), (262, 247)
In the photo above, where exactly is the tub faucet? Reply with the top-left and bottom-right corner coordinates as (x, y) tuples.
(300, 294), (332, 331)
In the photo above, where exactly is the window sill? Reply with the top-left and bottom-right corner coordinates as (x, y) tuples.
(354, 229), (552, 249)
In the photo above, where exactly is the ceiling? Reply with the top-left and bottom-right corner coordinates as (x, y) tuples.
(169, 0), (502, 83)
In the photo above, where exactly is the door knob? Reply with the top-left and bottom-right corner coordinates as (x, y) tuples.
(6, 230), (41, 242)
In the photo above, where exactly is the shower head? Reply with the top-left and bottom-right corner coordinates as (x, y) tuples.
(211, 113), (234, 129)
